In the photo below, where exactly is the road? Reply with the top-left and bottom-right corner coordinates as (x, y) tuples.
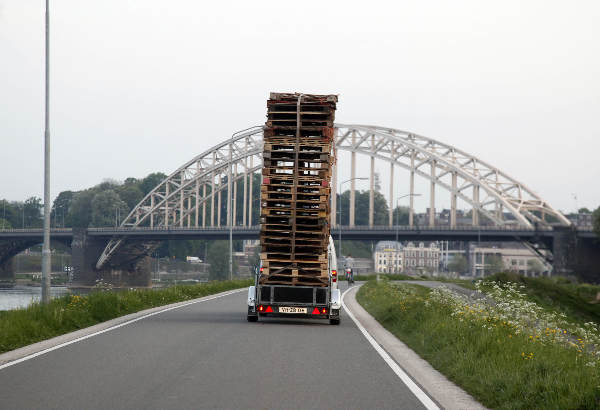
(0, 283), (429, 410)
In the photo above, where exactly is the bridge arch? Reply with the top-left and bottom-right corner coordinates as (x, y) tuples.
(96, 124), (569, 269)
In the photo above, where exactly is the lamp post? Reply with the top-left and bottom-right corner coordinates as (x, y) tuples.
(338, 177), (368, 262)
(395, 193), (420, 273)
(229, 196), (234, 281)
(41, 0), (51, 303)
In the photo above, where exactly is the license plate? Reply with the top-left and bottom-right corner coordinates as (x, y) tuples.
(278, 306), (307, 314)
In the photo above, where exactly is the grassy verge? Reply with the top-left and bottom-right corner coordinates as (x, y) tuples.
(357, 280), (600, 409)
(353, 273), (477, 289)
(0, 279), (252, 354)
(483, 272), (600, 326)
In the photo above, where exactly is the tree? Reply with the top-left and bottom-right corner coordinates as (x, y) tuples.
(485, 254), (504, 275)
(448, 254), (468, 273)
(51, 190), (75, 227)
(392, 206), (409, 225)
(91, 190), (128, 227)
(207, 241), (236, 281)
(117, 185), (144, 209)
(337, 189), (389, 226)
(140, 172), (167, 196)
(69, 190), (95, 227)
(0, 218), (11, 229)
(23, 197), (43, 228)
(593, 206), (600, 238)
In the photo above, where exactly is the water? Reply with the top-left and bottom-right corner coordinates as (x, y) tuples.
(0, 286), (71, 311)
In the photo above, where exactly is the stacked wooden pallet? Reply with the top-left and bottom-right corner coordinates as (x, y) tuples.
(260, 92), (338, 286)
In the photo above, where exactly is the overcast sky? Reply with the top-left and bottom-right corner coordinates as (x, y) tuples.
(1, 0), (598, 213)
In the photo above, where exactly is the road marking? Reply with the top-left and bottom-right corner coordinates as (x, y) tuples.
(342, 286), (440, 410)
(0, 288), (245, 371)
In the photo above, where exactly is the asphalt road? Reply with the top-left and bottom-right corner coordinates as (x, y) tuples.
(0, 283), (427, 410)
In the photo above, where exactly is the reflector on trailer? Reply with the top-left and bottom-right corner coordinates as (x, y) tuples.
(265, 306), (273, 313)
(312, 307), (321, 315)
(263, 177), (270, 184)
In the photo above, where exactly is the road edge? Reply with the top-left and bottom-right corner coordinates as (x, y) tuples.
(344, 284), (487, 410)
(0, 287), (246, 369)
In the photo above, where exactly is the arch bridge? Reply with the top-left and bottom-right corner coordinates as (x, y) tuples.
(95, 124), (570, 273)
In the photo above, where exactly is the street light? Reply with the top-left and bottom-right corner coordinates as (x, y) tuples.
(338, 177), (368, 262)
(41, 0), (51, 303)
(395, 193), (421, 273)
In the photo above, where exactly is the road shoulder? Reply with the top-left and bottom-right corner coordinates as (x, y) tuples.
(344, 284), (487, 410)
(0, 288), (245, 368)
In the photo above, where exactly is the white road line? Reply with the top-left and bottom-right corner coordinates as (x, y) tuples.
(342, 286), (440, 410)
(0, 288), (245, 371)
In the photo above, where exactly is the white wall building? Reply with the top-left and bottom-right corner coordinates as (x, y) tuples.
(374, 241), (403, 273)
(469, 244), (549, 277)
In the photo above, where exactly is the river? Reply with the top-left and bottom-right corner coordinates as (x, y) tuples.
(0, 286), (71, 311)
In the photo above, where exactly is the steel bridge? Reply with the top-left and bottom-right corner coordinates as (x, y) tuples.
(3, 124), (594, 286)
(94, 124), (570, 270)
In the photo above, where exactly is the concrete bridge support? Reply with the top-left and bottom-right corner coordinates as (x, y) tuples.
(0, 258), (14, 282)
(71, 229), (151, 288)
(552, 226), (578, 277)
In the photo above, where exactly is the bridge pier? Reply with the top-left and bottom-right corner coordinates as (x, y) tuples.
(71, 229), (151, 288)
(551, 226), (578, 276)
(0, 258), (15, 282)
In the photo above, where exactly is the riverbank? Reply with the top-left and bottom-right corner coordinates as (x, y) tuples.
(357, 280), (600, 409)
(0, 279), (252, 354)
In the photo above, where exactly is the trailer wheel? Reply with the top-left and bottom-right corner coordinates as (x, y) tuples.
(247, 315), (258, 322)
(329, 318), (340, 325)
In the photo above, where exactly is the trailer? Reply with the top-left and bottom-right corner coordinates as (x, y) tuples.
(247, 236), (341, 324)
(247, 92), (340, 324)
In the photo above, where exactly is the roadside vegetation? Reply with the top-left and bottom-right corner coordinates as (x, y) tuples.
(357, 279), (600, 409)
(0, 279), (252, 354)
(354, 273), (477, 289)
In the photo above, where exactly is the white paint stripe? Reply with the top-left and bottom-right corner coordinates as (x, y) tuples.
(0, 288), (245, 371)
(342, 287), (440, 410)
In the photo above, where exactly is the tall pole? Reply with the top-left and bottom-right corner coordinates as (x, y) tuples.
(41, 0), (52, 304)
(338, 177), (367, 260)
(229, 197), (233, 281)
(396, 193), (420, 273)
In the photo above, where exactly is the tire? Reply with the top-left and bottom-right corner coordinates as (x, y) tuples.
(247, 315), (258, 322)
(329, 318), (340, 325)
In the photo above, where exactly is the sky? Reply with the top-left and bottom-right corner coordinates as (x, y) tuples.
(0, 0), (599, 213)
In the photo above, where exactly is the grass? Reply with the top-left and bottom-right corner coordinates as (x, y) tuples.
(353, 273), (477, 289)
(357, 280), (600, 409)
(0, 279), (252, 354)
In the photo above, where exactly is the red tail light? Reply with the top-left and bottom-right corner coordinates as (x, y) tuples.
(260, 267), (264, 273)
(265, 306), (273, 313)
(332, 270), (337, 283)
(321, 308), (327, 314)
(258, 305), (264, 312)
(312, 307), (321, 315)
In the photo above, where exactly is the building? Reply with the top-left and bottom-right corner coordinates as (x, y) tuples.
(468, 242), (549, 277)
(567, 212), (594, 229)
(403, 242), (440, 273)
(374, 241), (403, 273)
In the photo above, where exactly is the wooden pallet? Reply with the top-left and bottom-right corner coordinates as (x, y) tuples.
(259, 92), (337, 286)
